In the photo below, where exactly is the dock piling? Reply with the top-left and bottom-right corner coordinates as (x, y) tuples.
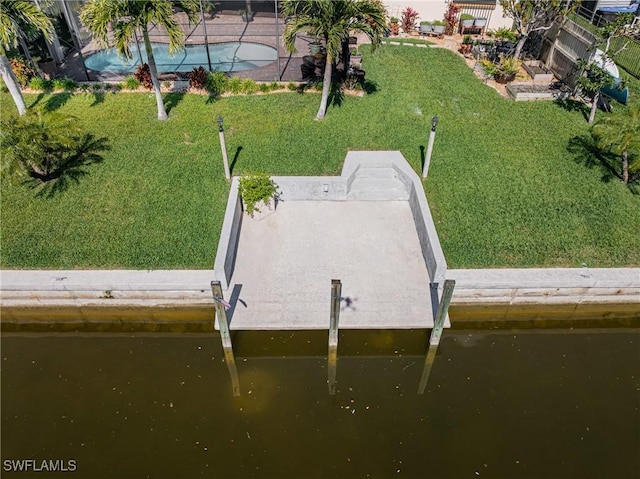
(418, 279), (455, 394)
(328, 279), (342, 395)
(211, 281), (240, 397)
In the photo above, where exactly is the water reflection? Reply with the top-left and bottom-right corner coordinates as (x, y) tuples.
(2, 330), (638, 478)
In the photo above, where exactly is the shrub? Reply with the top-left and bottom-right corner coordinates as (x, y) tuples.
(481, 55), (520, 78)
(401, 7), (419, 34)
(123, 75), (140, 90)
(489, 27), (517, 42)
(52, 77), (77, 91)
(10, 57), (37, 86)
(238, 173), (280, 216)
(134, 63), (153, 89)
(227, 77), (243, 94)
(443, 3), (460, 35)
(240, 79), (258, 94)
(205, 70), (228, 96)
(269, 81), (279, 91)
(259, 82), (270, 93)
(79, 83), (90, 92)
(460, 13), (474, 21)
(28, 76), (52, 92)
(0, 108), (108, 188)
(189, 66), (208, 89)
(92, 83), (102, 91)
(287, 81), (297, 91)
(113, 82), (123, 92)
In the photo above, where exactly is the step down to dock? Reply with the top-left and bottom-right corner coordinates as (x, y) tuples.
(347, 167), (408, 200)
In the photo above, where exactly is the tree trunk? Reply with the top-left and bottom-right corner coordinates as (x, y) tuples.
(316, 53), (332, 120)
(588, 90), (599, 124)
(142, 28), (168, 121)
(0, 53), (27, 115)
(514, 33), (527, 59)
(622, 149), (629, 184)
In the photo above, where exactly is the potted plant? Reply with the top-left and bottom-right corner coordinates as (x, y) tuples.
(481, 55), (520, 83)
(474, 17), (487, 28)
(419, 21), (433, 34)
(239, 8), (254, 22)
(309, 41), (324, 54)
(432, 20), (446, 35)
(460, 35), (473, 54)
(389, 17), (400, 36)
(460, 13), (474, 28)
(238, 173), (281, 217)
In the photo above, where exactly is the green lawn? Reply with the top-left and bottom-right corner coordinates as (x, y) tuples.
(1, 44), (638, 269)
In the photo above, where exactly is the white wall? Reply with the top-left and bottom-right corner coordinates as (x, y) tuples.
(383, 1), (513, 30)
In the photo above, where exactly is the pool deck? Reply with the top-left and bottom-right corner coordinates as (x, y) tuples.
(63, 11), (313, 82)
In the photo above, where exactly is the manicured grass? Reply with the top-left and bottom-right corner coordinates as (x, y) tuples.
(1, 44), (638, 269)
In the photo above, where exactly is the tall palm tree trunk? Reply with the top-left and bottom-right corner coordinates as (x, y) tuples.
(0, 53), (27, 115)
(621, 150), (629, 184)
(316, 53), (332, 120)
(142, 28), (168, 121)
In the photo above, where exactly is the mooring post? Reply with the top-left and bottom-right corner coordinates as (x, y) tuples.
(328, 279), (342, 395)
(418, 279), (455, 394)
(422, 115), (439, 178)
(211, 281), (240, 397)
(217, 117), (231, 180)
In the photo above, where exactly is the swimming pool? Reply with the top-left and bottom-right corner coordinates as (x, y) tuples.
(84, 41), (278, 74)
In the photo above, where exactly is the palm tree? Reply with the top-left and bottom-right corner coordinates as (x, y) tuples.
(0, 0), (54, 115)
(283, 0), (386, 120)
(592, 103), (640, 184)
(80, 0), (199, 121)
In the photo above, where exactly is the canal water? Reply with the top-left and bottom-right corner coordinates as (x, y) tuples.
(2, 329), (639, 478)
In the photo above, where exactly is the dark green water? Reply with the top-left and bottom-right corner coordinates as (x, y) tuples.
(2, 330), (639, 478)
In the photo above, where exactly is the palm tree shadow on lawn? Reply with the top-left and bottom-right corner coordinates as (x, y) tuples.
(554, 98), (590, 122)
(567, 134), (639, 194)
(24, 134), (111, 198)
(164, 92), (185, 114)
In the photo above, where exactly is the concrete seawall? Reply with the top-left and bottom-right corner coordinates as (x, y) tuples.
(1, 268), (638, 332)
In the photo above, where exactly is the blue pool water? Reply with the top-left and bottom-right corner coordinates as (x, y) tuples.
(84, 41), (278, 74)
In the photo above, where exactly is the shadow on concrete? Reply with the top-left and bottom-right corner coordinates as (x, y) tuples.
(226, 283), (245, 326)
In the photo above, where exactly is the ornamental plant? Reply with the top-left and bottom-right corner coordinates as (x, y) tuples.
(238, 173), (280, 216)
(134, 63), (153, 90)
(189, 66), (207, 89)
(400, 7), (419, 34)
(444, 2), (461, 35)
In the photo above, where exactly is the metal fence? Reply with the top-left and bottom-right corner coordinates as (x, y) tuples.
(51, 0), (313, 82)
(610, 36), (640, 79)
